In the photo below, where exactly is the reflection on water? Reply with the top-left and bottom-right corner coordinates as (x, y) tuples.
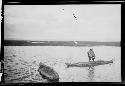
(4, 46), (121, 82)
(88, 66), (95, 82)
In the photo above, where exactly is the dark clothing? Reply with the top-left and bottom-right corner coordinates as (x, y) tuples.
(87, 49), (95, 61)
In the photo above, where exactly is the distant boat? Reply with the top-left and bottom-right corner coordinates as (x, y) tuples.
(65, 59), (113, 68)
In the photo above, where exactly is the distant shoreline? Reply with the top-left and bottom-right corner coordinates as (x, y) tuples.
(4, 40), (120, 47)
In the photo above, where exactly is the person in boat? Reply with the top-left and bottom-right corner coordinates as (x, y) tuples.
(87, 49), (95, 62)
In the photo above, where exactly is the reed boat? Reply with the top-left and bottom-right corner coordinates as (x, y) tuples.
(38, 62), (59, 82)
(65, 59), (113, 68)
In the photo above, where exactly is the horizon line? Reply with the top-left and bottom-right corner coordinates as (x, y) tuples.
(4, 39), (120, 43)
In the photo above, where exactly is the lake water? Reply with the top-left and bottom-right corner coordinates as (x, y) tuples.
(4, 46), (121, 83)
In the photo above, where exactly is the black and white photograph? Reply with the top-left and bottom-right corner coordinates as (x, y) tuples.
(4, 5), (121, 83)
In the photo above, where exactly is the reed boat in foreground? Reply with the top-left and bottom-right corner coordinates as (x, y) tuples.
(38, 62), (59, 83)
(65, 59), (113, 68)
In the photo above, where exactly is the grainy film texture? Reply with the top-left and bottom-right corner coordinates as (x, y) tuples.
(4, 5), (121, 83)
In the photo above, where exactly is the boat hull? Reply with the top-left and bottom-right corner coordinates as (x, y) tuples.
(38, 62), (59, 82)
(65, 60), (113, 68)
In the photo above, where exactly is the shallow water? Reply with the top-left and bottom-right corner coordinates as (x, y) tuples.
(4, 46), (121, 83)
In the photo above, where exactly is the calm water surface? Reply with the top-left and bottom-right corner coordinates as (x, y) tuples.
(4, 46), (121, 83)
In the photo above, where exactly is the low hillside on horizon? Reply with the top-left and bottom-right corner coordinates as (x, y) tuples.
(4, 40), (120, 47)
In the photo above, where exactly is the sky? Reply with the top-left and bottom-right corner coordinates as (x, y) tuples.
(4, 5), (121, 42)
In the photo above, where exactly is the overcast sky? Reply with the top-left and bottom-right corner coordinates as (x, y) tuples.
(4, 5), (121, 42)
